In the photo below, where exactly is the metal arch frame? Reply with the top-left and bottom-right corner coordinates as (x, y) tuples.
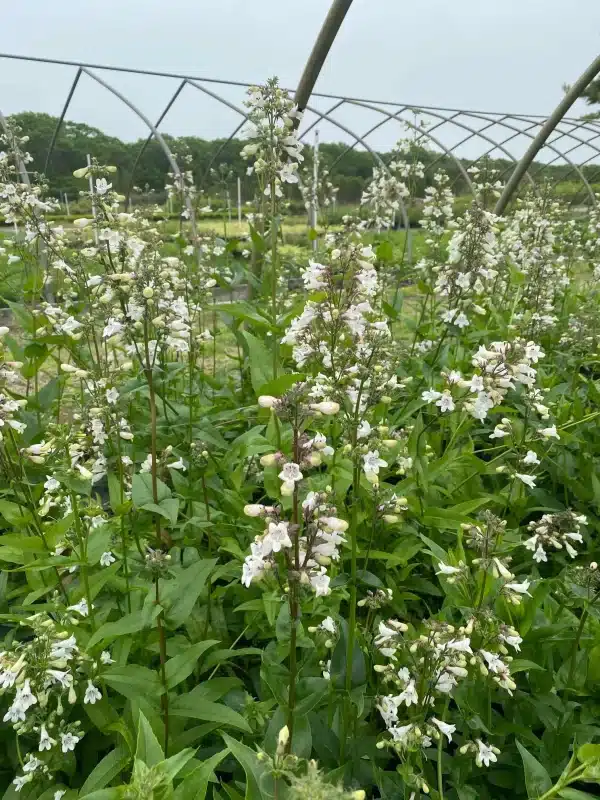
(1, 47), (600, 217)
(317, 104), (534, 199)
(495, 53), (600, 214)
(80, 68), (198, 239)
(507, 113), (598, 202)
(301, 101), (412, 235)
(125, 79), (187, 200)
(346, 99), (475, 194)
(457, 109), (597, 206)
(44, 67), (82, 174)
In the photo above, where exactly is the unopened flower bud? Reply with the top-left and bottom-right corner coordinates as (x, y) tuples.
(258, 395), (279, 409)
(244, 504), (264, 517)
(277, 725), (289, 749)
(142, 286), (154, 299)
(260, 453), (277, 467)
(383, 514), (399, 524)
(310, 401), (340, 416)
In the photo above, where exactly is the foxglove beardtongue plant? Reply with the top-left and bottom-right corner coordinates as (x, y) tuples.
(242, 77), (303, 373)
(3, 85), (600, 800)
(0, 613), (106, 794)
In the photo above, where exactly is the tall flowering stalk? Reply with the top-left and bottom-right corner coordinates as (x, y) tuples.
(241, 78), (304, 376)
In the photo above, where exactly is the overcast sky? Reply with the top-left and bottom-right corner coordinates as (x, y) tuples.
(1, 0), (600, 160)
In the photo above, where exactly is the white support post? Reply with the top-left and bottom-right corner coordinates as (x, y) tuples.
(311, 129), (319, 252)
(64, 193), (70, 216)
(237, 177), (242, 224)
(87, 154), (98, 244)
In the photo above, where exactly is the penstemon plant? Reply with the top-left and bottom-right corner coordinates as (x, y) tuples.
(1, 80), (600, 800)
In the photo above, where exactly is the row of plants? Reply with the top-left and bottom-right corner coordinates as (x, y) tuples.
(0, 78), (600, 799)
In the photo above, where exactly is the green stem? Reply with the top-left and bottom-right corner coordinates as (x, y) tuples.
(155, 577), (169, 755)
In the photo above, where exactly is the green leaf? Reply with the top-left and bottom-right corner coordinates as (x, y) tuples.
(132, 473), (171, 507)
(79, 745), (131, 796)
(376, 240), (394, 262)
(141, 498), (180, 526)
(173, 748), (230, 800)
(241, 331), (273, 394)
(88, 607), (161, 649)
(136, 710), (164, 766)
(103, 665), (163, 700)
(257, 373), (305, 398)
(516, 740), (552, 798)
(510, 659), (546, 674)
(222, 733), (275, 799)
(559, 790), (600, 799)
(0, 500), (31, 526)
(158, 749), (197, 783)
(170, 692), (251, 733)
(162, 559), (216, 627)
(165, 640), (219, 689)
(330, 619), (366, 689)
(577, 743), (600, 763)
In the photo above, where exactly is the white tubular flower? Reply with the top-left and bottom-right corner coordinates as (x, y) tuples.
(278, 463), (303, 484)
(505, 580), (532, 597)
(515, 473), (536, 489)
(432, 717), (456, 742)
(262, 522), (292, 554)
(363, 450), (387, 482)
(84, 680), (102, 704)
(397, 679), (418, 707)
(540, 425), (560, 440)
(167, 458), (186, 471)
(447, 638), (473, 654)
(67, 598), (89, 617)
(436, 561), (461, 576)
(39, 724), (56, 751)
(475, 739), (499, 767)
(522, 450), (540, 465)
(60, 732), (80, 753)
(100, 552), (115, 567)
(310, 567), (331, 596)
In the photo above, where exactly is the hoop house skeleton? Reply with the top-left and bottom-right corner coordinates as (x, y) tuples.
(1, 4), (600, 219)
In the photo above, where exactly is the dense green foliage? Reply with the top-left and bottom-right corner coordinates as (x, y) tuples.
(2, 86), (600, 800)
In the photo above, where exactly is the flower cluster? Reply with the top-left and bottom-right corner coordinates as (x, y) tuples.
(524, 510), (587, 562)
(242, 488), (347, 597)
(241, 78), (304, 198)
(0, 613), (107, 793)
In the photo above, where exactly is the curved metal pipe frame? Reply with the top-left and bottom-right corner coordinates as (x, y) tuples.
(81, 68), (198, 242)
(495, 53), (600, 214)
(2, 50), (600, 226)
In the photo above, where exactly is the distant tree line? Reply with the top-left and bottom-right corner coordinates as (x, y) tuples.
(8, 111), (600, 207)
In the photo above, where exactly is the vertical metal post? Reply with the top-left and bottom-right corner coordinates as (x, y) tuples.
(294, 0), (355, 113)
(237, 176), (242, 224)
(494, 52), (600, 215)
(64, 193), (70, 216)
(86, 154), (99, 244)
(311, 129), (320, 251)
